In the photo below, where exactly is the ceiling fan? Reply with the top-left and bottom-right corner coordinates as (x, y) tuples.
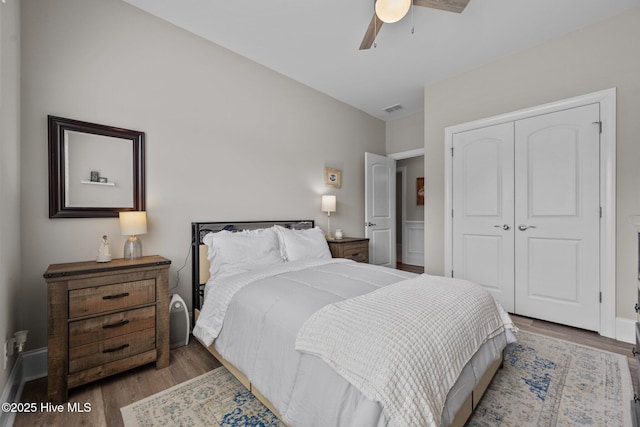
(359, 0), (471, 50)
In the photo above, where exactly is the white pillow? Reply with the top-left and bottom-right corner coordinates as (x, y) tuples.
(203, 227), (284, 278)
(275, 225), (332, 261)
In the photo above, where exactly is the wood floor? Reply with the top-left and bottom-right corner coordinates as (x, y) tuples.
(396, 261), (424, 274)
(13, 263), (636, 426)
(14, 340), (222, 427)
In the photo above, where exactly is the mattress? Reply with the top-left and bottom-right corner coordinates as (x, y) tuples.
(194, 259), (516, 426)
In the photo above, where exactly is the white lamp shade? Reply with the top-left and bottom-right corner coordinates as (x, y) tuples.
(119, 211), (147, 236)
(321, 195), (336, 213)
(375, 0), (411, 23)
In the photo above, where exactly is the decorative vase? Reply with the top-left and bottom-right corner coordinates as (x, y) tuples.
(334, 229), (343, 239)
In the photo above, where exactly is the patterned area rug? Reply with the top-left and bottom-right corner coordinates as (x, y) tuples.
(468, 331), (632, 426)
(120, 369), (284, 427)
(120, 331), (632, 426)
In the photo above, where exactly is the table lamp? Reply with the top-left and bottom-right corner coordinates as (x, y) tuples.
(321, 195), (336, 239)
(119, 211), (147, 259)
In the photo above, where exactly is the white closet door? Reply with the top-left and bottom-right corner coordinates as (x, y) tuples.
(452, 122), (515, 311)
(514, 104), (601, 331)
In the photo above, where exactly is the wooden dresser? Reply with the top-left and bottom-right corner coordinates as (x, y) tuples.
(44, 255), (171, 403)
(327, 237), (369, 263)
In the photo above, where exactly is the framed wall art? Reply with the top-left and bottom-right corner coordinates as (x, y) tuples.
(417, 177), (424, 205)
(324, 167), (342, 188)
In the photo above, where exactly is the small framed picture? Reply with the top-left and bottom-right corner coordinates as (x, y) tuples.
(90, 171), (99, 182)
(324, 168), (342, 188)
(417, 177), (425, 205)
(99, 177), (108, 183)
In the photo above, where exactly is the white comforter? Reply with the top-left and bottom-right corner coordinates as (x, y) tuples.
(295, 274), (513, 427)
(193, 259), (515, 426)
(193, 258), (358, 346)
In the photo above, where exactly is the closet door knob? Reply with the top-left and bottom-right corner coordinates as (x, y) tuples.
(518, 224), (537, 231)
(494, 224), (511, 230)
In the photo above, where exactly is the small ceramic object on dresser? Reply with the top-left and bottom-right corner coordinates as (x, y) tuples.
(334, 229), (344, 239)
(96, 235), (112, 262)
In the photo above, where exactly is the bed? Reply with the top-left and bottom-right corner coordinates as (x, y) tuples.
(190, 220), (516, 427)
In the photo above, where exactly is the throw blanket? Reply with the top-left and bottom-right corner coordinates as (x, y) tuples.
(295, 274), (514, 427)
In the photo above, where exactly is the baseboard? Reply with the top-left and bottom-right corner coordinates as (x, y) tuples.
(615, 317), (635, 344)
(0, 347), (47, 427)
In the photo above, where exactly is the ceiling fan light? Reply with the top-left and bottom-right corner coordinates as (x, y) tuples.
(375, 0), (412, 24)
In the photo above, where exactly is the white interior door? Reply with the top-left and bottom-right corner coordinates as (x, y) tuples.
(452, 123), (515, 311)
(514, 104), (601, 331)
(365, 152), (396, 267)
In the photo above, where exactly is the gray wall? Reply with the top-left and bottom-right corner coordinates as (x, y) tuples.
(0, 0), (21, 392)
(423, 7), (640, 321)
(386, 112), (424, 153)
(20, 0), (385, 350)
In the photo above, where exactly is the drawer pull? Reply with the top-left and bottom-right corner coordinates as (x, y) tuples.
(102, 319), (130, 329)
(102, 292), (130, 300)
(633, 347), (637, 357)
(102, 343), (130, 354)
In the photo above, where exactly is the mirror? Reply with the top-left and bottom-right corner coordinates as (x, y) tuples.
(48, 116), (145, 218)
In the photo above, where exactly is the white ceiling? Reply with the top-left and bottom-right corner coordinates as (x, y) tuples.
(123, 0), (640, 121)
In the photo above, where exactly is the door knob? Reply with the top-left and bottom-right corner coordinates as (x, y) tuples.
(518, 225), (537, 231)
(494, 224), (511, 230)
(365, 222), (377, 227)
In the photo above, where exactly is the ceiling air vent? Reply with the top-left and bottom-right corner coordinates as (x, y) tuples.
(383, 104), (403, 113)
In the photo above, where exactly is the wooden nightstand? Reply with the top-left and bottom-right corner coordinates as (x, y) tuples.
(327, 237), (369, 263)
(44, 255), (171, 403)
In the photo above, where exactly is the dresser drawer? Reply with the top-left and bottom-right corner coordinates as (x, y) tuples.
(69, 328), (156, 373)
(68, 279), (156, 318)
(341, 243), (369, 263)
(69, 306), (156, 348)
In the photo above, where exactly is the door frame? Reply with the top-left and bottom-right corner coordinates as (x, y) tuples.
(396, 166), (407, 264)
(390, 148), (426, 266)
(443, 88), (616, 338)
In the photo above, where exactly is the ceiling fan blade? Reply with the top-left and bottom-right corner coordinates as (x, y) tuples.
(359, 13), (384, 50)
(358, 0), (468, 50)
(412, 0), (470, 13)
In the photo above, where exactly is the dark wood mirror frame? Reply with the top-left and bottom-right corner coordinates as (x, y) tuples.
(48, 115), (145, 218)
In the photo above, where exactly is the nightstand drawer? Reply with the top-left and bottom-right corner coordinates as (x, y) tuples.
(69, 328), (156, 373)
(69, 306), (156, 348)
(68, 279), (156, 318)
(327, 238), (370, 263)
(341, 243), (368, 263)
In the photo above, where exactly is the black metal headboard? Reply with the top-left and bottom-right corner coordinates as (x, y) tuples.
(190, 220), (314, 317)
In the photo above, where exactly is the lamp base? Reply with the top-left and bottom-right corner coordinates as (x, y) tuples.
(123, 235), (143, 259)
